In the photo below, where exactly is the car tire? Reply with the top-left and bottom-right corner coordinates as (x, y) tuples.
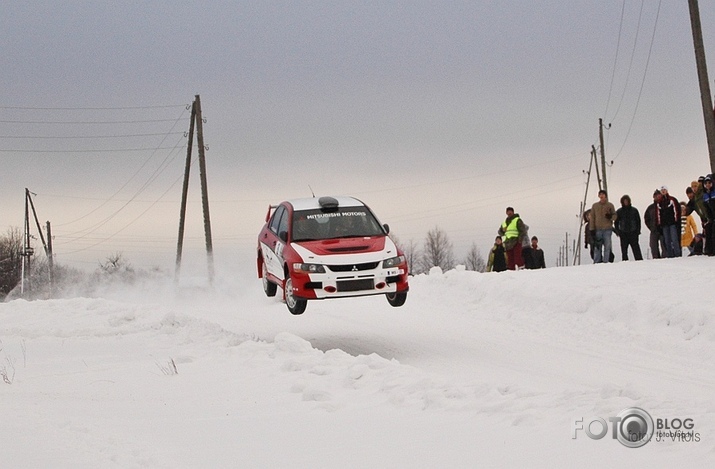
(386, 291), (407, 307)
(284, 275), (307, 315)
(262, 260), (277, 297)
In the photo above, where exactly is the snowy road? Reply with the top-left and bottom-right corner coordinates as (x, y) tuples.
(1, 258), (714, 467)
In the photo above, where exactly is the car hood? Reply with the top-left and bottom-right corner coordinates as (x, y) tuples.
(292, 236), (397, 263)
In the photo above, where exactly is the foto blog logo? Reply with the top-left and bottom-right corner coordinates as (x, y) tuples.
(572, 407), (654, 448)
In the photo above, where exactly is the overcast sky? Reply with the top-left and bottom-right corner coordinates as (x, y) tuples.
(2, 1), (714, 273)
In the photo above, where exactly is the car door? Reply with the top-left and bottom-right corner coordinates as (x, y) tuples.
(260, 204), (288, 281)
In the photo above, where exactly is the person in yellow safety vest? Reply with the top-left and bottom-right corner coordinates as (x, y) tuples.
(497, 206), (527, 270)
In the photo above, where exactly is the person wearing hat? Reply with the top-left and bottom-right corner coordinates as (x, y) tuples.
(657, 185), (681, 258)
(702, 175), (715, 255)
(590, 190), (617, 263)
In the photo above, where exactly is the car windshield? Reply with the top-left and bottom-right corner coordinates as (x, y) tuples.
(291, 206), (385, 241)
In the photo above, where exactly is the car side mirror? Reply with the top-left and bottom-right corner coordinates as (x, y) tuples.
(279, 231), (288, 242)
(383, 224), (390, 234)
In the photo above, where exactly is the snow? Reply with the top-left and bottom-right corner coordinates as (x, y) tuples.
(1, 258), (715, 468)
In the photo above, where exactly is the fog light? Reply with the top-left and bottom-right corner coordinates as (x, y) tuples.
(375, 282), (386, 289)
(324, 285), (337, 293)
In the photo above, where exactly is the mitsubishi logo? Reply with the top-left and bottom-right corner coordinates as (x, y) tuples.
(351, 265), (358, 271)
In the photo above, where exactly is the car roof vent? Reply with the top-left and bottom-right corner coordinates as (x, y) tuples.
(318, 196), (339, 210)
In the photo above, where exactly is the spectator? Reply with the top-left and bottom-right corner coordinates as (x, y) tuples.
(702, 175), (715, 255)
(685, 186), (696, 215)
(644, 190), (665, 259)
(497, 207), (527, 270)
(615, 194), (643, 261)
(691, 233), (704, 255)
(590, 190), (617, 263)
(692, 178), (710, 227)
(487, 236), (508, 272)
(525, 236), (546, 269)
(656, 185), (681, 258)
(681, 201), (698, 256)
(583, 209), (594, 260)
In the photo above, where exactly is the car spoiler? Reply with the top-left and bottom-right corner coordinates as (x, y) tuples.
(265, 204), (278, 223)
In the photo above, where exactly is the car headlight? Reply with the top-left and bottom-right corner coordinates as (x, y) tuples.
(293, 263), (326, 274)
(383, 255), (405, 268)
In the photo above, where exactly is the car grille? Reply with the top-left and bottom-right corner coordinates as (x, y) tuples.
(337, 279), (375, 292)
(328, 262), (380, 272)
(327, 262), (380, 272)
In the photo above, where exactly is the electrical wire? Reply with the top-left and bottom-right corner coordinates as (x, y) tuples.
(54, 107), (189, 227)
(611, 0), (662, 161)
(608, 0), (647, 125)
(0, 104), (188, 110)
(603, 0), (627, 121)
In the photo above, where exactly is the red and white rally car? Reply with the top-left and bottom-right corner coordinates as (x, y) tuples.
(257, 196), (409, 315)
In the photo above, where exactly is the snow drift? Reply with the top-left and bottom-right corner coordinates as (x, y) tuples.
(1, 257), (714, 467)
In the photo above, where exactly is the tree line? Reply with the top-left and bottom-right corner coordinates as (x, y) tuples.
(393, 226), (486, 275)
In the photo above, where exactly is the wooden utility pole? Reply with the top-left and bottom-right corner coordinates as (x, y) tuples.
(592, 145), (602, 191)
(195, 95), (215, 284)
(175, 95), (215, 285)
(22, 189), (31, 294)
(176, 101), (197, 280)
(46, 221), (54, 293)
(688, 0), (715, 173)
(598, 119), (609, 194)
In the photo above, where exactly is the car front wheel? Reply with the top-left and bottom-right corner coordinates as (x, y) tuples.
(386, 291), (407, 307)
(284, 276), (307, 315)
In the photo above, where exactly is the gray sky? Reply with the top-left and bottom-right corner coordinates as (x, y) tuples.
(2, 1), (713, 272)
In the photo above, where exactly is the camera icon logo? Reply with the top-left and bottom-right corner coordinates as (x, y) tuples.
(615, 407), (654, 448)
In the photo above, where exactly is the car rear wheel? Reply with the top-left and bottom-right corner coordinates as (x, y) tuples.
(284, 276), (307, 315)
(262, 260), (277, 297)
(386, 291), (407, 307)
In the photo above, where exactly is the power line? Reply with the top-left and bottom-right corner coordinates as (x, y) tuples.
(603, 0), (627, 121)
(0, 146), (182, 153)
(0, 118), (186, 124)
(612, 0), (662, 161)
(0, 104), (188, 110)
(0, 132), (185, 139)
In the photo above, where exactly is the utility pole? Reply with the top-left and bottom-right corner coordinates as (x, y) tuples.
(599, 119), (609, 194)
(22, 189), (32, 294)
(195, 95), (215, 284)
(564, 232), (569, 267)
(592, 145), (602, 191)
(46, 221), (54, 293)
(688, 0), (715, 173)
(175, 95), (215, 285)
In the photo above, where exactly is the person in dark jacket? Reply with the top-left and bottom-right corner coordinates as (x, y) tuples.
(487, 236), (508, 272)
(644, 190), (665, 259)
(524, 236), (546, 269)
(657, 185), (681, 258)
(702, 175), (715, 255)
(614, 194), (643, 261)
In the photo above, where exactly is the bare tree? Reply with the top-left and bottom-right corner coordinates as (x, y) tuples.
(420, 226), (455, 272)
(0, 227), (24, 299)
(464, 242), (486, 272)
(401, 239), (421, 275)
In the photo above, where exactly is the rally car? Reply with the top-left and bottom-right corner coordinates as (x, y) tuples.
(257, 196), (409, 315)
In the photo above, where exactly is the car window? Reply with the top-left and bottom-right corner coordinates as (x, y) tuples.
(269, 205), (286, 235)
(277, 208), (289, 237)
(292, 206), (384, 241)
